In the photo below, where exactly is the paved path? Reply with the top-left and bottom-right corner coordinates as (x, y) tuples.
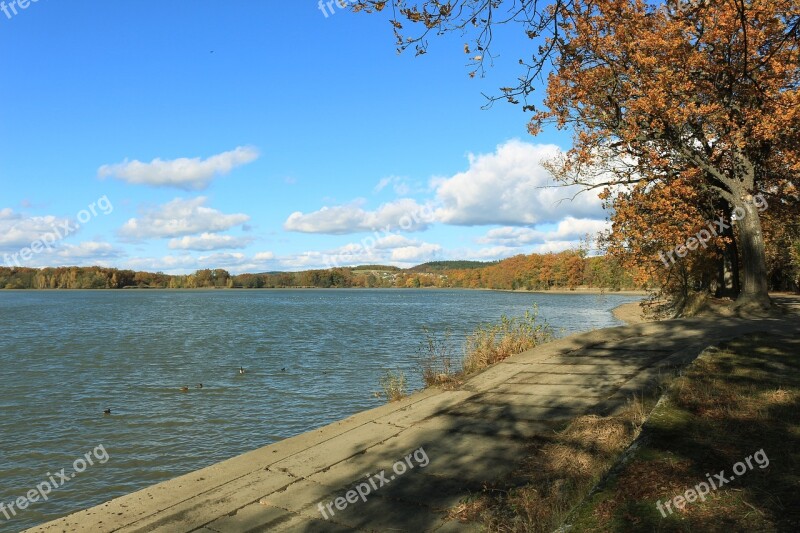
(27, 314), (799, 533)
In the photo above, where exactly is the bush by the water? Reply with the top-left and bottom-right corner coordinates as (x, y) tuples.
(416, 307), (554, 389)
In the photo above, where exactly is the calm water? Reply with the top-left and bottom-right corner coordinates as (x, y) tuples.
(0, 289), (640, 531)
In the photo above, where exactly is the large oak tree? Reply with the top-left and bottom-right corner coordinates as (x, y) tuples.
(355, 0), (800, 308)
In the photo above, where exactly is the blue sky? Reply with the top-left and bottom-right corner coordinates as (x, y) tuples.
(0, 1), (607, 273)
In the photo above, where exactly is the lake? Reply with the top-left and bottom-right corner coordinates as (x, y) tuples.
(0, 289), (641, 531)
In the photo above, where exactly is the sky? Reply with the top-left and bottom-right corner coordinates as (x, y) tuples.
(0, 1), (609, 274)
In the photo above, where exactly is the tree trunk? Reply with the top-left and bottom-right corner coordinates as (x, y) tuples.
(734, 201), (771, 308)
(728, 228), (741, 296)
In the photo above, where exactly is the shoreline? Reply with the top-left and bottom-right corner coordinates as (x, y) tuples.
(611, 300), (651, 325)
(0, 287), (652, 294)
(497, 288), (649, 296)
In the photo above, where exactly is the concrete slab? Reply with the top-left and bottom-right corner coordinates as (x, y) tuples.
(203, 503), (293, 532)
(444, 399), (586, 422)
(506, 371), (629, 387)
(269, 514), (356, 533)
(375, 390), (475, 428)
(510, 363), (638, 375)
(271, 421), (404, 478)
(430, 413), (560, 440)
(564, 348), (669, 359)
(539, 356), (652, 370)
(289, 485), (447, 532)
(371, 472), (475, 511)
(115, 470), (297, 532)
(491, 381), (618, 397)
(470, 392), (602, 410)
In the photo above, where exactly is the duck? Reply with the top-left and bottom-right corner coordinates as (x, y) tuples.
(103, 408), (112, 415)
(196, 383), (203, 389)
(180, 386), (189, 392)
(239, 367), (246, 375)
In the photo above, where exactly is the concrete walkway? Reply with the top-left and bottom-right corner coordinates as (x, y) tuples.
(28, 314), (799, 533)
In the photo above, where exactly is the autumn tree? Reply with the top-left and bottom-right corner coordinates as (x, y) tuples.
(537, 0), (799, 309)
(355, 0), (800, 308)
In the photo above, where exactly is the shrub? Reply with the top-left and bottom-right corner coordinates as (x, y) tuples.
(378, 370), (407, 402)
(463, 307), (554, 374)
(416, 327), (461, 388)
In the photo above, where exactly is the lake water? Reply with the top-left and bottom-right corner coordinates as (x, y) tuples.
(0, 289), (641, 531)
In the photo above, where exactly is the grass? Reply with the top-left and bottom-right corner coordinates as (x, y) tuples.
(414, 307), (554, 391)
(444, 333), (800, 532)
(447, 396), (653, 532)
(379, 308), (553, 403)
(562, 333), (800, 532)
(463, 309), (554, 374)
(417, 327), (461, 388)
(378, 370), (408, 402)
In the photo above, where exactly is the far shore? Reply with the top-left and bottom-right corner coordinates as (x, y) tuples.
(0, 286), (652, 294)
(497, 288), (649, 296)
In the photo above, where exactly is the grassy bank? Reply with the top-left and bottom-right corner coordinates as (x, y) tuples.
(563, 333), (800, 532)
(448, 397), (653, 531)
(443, 332), (799, 532)
(379, 308), (554, 400)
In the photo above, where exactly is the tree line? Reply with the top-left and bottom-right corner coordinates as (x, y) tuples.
(0, 251), (638, 290)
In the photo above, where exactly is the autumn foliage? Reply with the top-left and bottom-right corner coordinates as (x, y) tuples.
(356, 0), (800, 307)
(0, 251), (638, 290)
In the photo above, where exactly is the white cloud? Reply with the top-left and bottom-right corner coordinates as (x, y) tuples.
(98, 146), (259, 190)
(284, 199), (433, 234)
(197, 252), (247, 267)
(277, 234), (442, 270)
(0, 209), (74, 251)
(3, 239), (124, 268)
(168, 233), (253, 251)
(374, 176), (413, 196)
(54, 241), (122, 261)
(373, 234), (417, 249)
(374, 177), (393, 193)
(389, 242), (441, 262)
(124, 255), (201, 274)
(461, 246), (522, 261)
(277, 251), (331, 270)
(434, 139), (604, 226)
(478, 217), (610, 247)
(283, 140), (604, 236)
(119, 197), (250, 240)
(122, 250), (275, 275)
(527, 241), (581, 254)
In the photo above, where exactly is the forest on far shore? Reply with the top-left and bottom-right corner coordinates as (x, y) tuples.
(0, 250), (641, 291)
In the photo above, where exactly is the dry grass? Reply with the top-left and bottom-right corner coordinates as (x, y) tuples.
(378, 370), (407, 402)
(411, 308), (554, 394)
(564, 333), (800, 531)
(463, 309), (554, 374)
(448, 397), (649, 532)
(417, 327), (463, 389)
